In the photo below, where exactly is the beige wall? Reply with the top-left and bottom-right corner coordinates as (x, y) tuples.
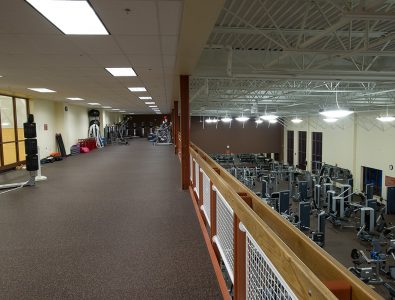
(31, 99), (121, 156)
(30, 99), (58, 158)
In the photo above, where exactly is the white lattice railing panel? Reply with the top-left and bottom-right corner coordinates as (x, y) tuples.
(190, 155), (193, 182)
(246, 231), (298, 300)
(195, 160), (200, 198)
(201, 171), (211, 226)
(215, 189), (234, 282)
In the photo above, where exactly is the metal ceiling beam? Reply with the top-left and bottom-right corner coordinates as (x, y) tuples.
(211, 27), (386, 39)
(194, 71), (395, 82)
(204, 47), (395, 57)
(343, 12), (395, 21)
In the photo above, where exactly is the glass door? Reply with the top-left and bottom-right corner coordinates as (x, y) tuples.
(0, 95), (29, 171)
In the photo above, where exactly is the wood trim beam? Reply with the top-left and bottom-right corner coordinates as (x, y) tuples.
(180, 75), (190, 190)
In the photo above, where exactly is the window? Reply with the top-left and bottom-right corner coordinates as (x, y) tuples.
(0, 94), (29, 170)
(287, 130), (294, 165)
(312, 132), (322, 172)
(362, 166), (382, 197)
(298, 131), (307, 170)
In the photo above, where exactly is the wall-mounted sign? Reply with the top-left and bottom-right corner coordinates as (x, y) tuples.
(44, 124), (48, 131)
(385, 176), (395, 186)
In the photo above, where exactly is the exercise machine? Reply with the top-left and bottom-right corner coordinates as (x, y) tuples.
(155, 121), (172, 145)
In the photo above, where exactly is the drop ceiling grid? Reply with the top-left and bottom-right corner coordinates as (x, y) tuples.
(0, 0), (182, 114)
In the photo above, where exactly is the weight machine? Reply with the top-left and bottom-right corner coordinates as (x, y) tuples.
(155, 121), (172, 145)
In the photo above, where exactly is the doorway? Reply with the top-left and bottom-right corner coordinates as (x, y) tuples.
(362, 166), (383, 197)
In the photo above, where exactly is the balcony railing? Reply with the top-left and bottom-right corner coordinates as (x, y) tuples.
(189, 142), (381, 300)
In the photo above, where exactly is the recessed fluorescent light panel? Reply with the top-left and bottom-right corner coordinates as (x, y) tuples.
(28, 88), (55, 93)
(25, 0), (109, 35)
(139, 96), (152, 100)
(105, 68), (136, 77)
(128, 87), (147, 92)
(67, 97), (84, 101)
(145, 102), (155, 105)
(102, 106), (112, 109)
(149, 105), (157, 108)
(87, 102), (100, 105)
(112, 108), (120, 111)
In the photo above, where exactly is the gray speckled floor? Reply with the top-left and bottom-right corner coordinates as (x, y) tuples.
(0, 140), (221, 300)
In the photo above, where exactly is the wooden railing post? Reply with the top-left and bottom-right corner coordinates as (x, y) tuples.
(210, 168), (221, 261)
(199, 170), (203, 207)
(180, 75), (189, 190)
(234, 194), (252, 300)
(192, 160), (196, 188)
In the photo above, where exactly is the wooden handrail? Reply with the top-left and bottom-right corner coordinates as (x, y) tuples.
(190, 143), (382, 300)
(190, 147), (337, 300)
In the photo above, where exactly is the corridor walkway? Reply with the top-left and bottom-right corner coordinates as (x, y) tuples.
(0, 139), (221, 299)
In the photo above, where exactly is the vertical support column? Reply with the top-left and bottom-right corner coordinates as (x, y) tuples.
(180, 75), (190, 190)
(173, 101), (178, 155)
(234, 194), (252, 300)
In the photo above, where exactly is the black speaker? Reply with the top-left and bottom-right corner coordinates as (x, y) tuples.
(26, 154), (39, 171)
(25, 139), (38, 155)
(88, 109), (100, 117)
(23, 122), (37, 138)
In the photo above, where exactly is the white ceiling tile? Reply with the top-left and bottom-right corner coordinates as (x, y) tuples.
(69, 36), (122, 55)
(0, 35), (80, 55)
(93, 0), (159, 35)
(89, 54), (131, 67)
(162, 55), (176, 68)
(127, 55), (162, 68)
(161, 35), (178, 55)
(0, 0), (62, 34)
(158, 1), (183, 35)
(116, 36), (161, 55)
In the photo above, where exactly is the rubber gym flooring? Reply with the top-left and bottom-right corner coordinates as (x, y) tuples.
(0, 139), (221, 299)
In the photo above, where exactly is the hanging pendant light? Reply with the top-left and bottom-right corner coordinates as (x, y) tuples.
(323, 118), (338, 123)
(291, 117), (303, 124)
